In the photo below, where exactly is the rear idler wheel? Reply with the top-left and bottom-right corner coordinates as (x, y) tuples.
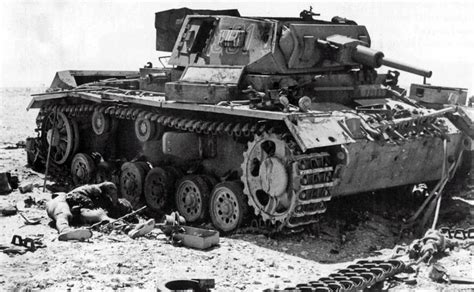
(120, 161), (151, 209)
(209, 181), (249, 233)
(175, 175), (210, 223)
(71, 153), (96, 186)
(42, 111), (78, 165)
(144, 166), (181, 213)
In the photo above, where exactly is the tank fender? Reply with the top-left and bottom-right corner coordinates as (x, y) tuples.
(27, 92), (101, 110)
(450, 106), (474, 138)
(283, 114), (356, 152)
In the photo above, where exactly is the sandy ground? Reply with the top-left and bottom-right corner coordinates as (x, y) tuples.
(0, 88), (473, 291)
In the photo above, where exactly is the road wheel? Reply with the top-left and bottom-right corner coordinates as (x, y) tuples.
(71, 153), (96, 186)
(209, 181), (248, 233)
(144, 167), (176, 212)
(175, 175), (210, 222)
(120, 162), (150, 209)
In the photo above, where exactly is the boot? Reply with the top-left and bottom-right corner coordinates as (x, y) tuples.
(128, 219), (155, 239)
(58, 228), (93, 241)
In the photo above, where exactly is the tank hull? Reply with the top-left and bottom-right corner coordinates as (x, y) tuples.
(27, 92), (468, 231)
(333, 131), (463, 196)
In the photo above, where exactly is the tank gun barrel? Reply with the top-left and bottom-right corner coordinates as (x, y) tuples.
(380, 57), (432, 78)
(352, 45), (432, 78)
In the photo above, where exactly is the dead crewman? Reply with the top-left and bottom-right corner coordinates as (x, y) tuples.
(46, 182), (134, 241)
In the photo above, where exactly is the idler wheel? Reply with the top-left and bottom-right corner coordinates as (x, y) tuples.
(135, 117), (159, 142)
(42, 111), (77, 165)
(91, 110), (112, 135)
(144, 167), (180, 212)
(120, 162), (151, 209)
(71, 153), (96, 186)
(209, 181), (248, 233)
(175, 175), (210, 222)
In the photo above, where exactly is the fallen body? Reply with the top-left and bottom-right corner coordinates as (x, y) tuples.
(46, 182), (154, 241)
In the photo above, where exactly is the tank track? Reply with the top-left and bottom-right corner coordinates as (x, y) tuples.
(35, 102), (340, 230)
(287, 152), (336, 228)
(38, 103), (266, 138)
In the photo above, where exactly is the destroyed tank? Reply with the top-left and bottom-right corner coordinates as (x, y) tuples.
(26, 8), (473, 233)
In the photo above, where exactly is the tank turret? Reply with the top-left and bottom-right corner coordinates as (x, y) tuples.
(154, 9), (434, 105)
(163, 10), (432, 78)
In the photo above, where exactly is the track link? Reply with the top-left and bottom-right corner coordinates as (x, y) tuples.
(286, 152), (336, 228)
(39, 103), (265, 138)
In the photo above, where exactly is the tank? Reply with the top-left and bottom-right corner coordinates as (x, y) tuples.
(26, 8), (473, 233)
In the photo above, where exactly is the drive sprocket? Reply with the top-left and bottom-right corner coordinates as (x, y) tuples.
(241, 132), (337, 229)
(241, 133), (297, 226)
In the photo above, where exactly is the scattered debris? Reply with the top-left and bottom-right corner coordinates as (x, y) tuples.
(2, 245), (27, 255)
(408, 229), (450, 264)
(23, 196), (36, 208)
(1, 205), (17, 216)
(3, 141), (26, 149)
(160, 279), (215, 292)
(429, 263), (450, 283)
(19, 182), (34, 193)
(173, 226), (220, 250)
(429, 263), (474, 284)
(0, 172), (12, 195)
(90, 205), (147, 230)
(18, 212), (41, 225)
(2, 234), (46, 255)
(7, 174), (19, 190)
(128, 219), (155, 239)
(159, 211), (186, 236)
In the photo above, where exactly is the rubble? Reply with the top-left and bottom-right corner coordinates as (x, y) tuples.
(18, 182), (33, 193)
(2, 234), (46, 255)
(128, 219), (155, 239)
(0, 172), (12, 195)
(1, 205), (17, 216)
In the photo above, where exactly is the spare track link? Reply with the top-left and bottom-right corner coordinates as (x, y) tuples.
(266, 259), (406, 291)
(286, 152), (335, 228)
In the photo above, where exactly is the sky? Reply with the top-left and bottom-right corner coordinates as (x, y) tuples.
(0, 0), (473, 94)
